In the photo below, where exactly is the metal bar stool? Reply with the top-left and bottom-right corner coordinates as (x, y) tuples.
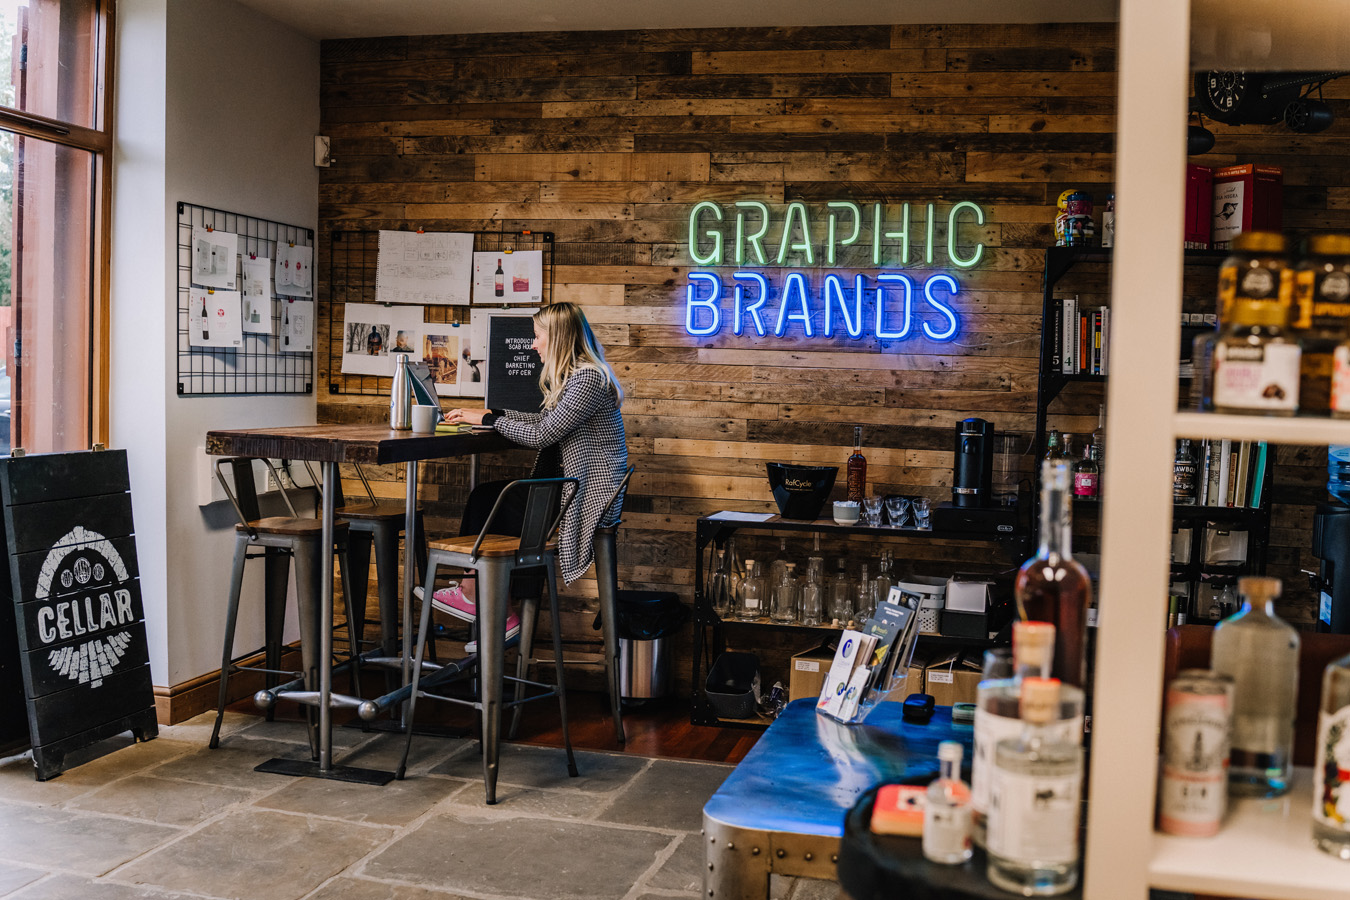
(396, 476), (578, 804)
(208, 457), (361, 752)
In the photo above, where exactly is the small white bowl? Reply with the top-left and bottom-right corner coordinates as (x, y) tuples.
(832, 500), (861, 525)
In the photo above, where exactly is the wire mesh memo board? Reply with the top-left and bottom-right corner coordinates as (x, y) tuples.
(176, 202), (315, 395)
(325, 229), (554, 396)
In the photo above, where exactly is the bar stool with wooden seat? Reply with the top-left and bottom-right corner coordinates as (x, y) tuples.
(396, 476), (578, 804)
(512, 465), (635, 743)
(208, 457), (361, 751)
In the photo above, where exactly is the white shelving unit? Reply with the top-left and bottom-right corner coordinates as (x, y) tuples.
(1087, 2), (1350, 897)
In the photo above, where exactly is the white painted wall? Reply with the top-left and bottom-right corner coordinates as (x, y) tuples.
(111, 0), (318, 691)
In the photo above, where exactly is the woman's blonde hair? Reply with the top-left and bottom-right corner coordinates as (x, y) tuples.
(534, 302), (623, 409)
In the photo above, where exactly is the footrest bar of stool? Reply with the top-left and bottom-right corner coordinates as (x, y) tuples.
(356, 656), (479, 721)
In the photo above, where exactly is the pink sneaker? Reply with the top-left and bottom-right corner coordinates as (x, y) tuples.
(464, 613), (521, 653)
(431, 584), (475, 622)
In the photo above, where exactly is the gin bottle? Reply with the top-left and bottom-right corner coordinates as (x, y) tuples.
(828, 558), (854, 624)
(737, 559), (765, 621)
(771, 562), (798, 624)
(856, 563), (875, 620)
(708, 548), (730, 618)
(1211, 575), (1299, 797)
(768, 537), (791, 587)
(987, 677), (1082, 896)
(800, 556), (825, 627)
(923, 741), (973, 865)
(1313, 648), (1350, 858)
(874, 550), (895, 605)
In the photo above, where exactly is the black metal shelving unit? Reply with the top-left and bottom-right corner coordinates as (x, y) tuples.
(690, 515), (1028, 729)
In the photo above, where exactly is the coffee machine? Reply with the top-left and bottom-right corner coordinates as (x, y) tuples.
(952, 418), (994, 508)
(1312, 501), (1350, 633)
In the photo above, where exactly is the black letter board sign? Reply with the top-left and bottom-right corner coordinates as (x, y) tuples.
(485, 314), (544, 413)
(0, 450), (158, 779)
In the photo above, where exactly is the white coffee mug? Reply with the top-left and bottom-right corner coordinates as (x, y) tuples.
(411, 404), (438, 433)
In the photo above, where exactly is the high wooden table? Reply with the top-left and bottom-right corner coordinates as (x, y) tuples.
(205, 424), (513, 783)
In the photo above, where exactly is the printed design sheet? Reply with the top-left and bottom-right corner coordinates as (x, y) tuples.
(240, 256), (273, 335)
(472, 250), (544, 304)
(341, 302), (425, 376)
(188, 288), (244, 349)
(280, 298), (314, 353)
(190, 226), (238, 290)
(275, 242), (313, 298)
(376, 230), (474, 306)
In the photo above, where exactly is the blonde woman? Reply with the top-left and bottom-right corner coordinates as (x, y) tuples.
(445, 302), (627, 585)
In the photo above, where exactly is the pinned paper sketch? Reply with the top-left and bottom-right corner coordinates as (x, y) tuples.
(191, 226), (238, 290)
(376, 230), (474, 306)
(241, 256), (273, 335)
(189, 287), (244, 349)
(341, 302), (425, 376)
(472, 251), (543, 305)
(280, 298), (314, 353)
(275, 242), (313, 298)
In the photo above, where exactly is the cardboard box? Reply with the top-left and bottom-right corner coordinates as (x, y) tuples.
(1185, 164), (1213, 249)
(1212, 164), (1283, 249)
(789, 644), (837, 703)
(923, 653), (982, 707)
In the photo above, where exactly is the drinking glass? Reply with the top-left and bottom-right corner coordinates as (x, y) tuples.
(884, 495), (909, 527)
(862, 495), (883, 526)
(914, 497), (932, 529)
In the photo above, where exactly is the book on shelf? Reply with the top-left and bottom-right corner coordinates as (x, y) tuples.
(1193, 439), (1266, 509)
(1100, 307), (1111, 375)
(1233, 441), (1252, 507)
(1250, 442), (1269, 507)
(1048, 296), (1112, 376)
(1062, 295), (1077, 374)
(1050, 298), (1064, 370)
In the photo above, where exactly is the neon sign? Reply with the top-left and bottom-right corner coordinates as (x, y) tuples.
(683, 200), (984, 342)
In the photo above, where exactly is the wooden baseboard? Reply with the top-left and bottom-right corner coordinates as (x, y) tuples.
(153, 648), (302, 726)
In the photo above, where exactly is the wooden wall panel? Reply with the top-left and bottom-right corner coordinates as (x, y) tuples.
(318, 23), (1350, 680)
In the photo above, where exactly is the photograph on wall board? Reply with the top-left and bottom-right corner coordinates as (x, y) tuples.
(240, 256), (272, 335)
(280, 298), (313, 353)
(375, 229), (474, 306)
(472, 250), (544, 305)
(340, 302), (425, 376)
(188, 287), (244, 349)
(274, 242), (313, 298)
(423, 329), (466, 397)
(190, 226), (238, 290)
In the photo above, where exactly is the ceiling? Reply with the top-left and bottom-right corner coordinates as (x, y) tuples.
(232, 0), (1118, 41)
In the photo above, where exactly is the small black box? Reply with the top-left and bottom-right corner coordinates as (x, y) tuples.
(939, 609), (989, 640)
(932, 501), (1018, 535)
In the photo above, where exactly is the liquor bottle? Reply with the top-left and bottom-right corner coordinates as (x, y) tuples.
(1173, 439), (1197, 504)
(737, 559), (764, 621)
(1211, 575), (1299, 796)
(1044, 429), (1062, 461)
(1072, 443), (1099, 500)
(874, 550), (894, 607)
(1312, 646), (1350, 858)
(828, 558), (854, 624)
(987, 677), (1083, 896)
(856, 562), (875, 620)
(771, 562), (798, 624)
(1295, 234), (1350, 416)
(768, 537), (791, 587)
(1091, 404), (1105, 472)
(708, 548), (730, 618)
(494, 258), (504, 297)
(800, 556), (825, 627)
(725, 536), (745, 611)
(923, 741), (973, 865)
(1212, 231), (1299, 416)
(846, 426), (866, 503)
(972, 621), (1084, 847)
(1016, 460), (1094, 687)
(1057, 433), (1074, 462)
(201, 296), (210, 340)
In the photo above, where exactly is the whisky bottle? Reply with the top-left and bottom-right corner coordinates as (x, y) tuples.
(846, 426), (866, 502)
(1016, 460), (1094, 687)
(1173, 439), (1197, 504)
(1211, 575), (1299, 796)
(1313, 647), (1350, 858)
(986, 677), (1082, 896)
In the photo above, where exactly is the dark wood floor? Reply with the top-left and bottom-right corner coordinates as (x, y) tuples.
(231, 688), (761, 765)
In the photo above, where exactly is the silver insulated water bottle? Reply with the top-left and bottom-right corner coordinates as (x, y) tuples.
(390, 352), (412, 429)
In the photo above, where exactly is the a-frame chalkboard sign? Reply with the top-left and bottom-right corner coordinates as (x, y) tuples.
(0, 449), (158, 779)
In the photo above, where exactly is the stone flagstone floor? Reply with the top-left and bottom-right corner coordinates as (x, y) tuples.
(0, 712), (839, 900)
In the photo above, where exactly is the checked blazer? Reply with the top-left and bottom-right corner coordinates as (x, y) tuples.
(491, 365), (628, 584)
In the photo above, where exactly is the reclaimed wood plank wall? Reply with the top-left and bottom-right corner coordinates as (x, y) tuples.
(317, 23), (1349, 685)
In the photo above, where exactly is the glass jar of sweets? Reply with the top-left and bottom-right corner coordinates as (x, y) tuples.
(1294, 234), (1350, 415)
(1211, 231), (1299, 416)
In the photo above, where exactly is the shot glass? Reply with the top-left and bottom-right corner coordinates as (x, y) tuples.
(884, 495), (909, 527)
(914, 497), (932, 529)
(862, 495), (883, 526)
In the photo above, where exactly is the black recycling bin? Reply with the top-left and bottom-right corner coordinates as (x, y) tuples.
(602, 590), (688, 700)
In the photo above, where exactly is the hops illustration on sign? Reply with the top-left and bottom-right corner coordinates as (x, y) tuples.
(48, 632), (132, 688)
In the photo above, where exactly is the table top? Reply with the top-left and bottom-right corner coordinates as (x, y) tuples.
(205, 424), (515, 465)
(703, 698), (971, 838)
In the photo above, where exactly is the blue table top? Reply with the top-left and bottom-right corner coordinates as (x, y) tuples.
(704, 698), (973, 838)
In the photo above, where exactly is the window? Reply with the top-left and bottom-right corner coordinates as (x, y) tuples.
(0, 0), (112, 456)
